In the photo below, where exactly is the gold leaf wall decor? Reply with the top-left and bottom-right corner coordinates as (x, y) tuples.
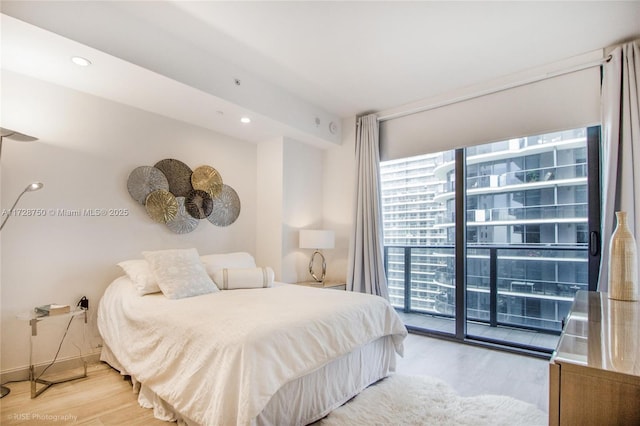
(192, 165), (223, 198)
(145, 190), (178, 223)
(127, 159), (241, 233)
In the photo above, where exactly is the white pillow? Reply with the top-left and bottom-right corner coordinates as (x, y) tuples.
(117, 259), (161, 295)
(143, 248), (218, 299)
(212, 267), (274, 290)
(200, 252), (257, 277)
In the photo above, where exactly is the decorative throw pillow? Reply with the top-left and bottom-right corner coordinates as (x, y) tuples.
(143, 248), (218, 299)
(212, 267), (275, 290)
(117, 259), (161, 295)
(200, 252), (257, 277)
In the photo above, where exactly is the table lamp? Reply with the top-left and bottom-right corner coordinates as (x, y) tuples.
(299, 230), (335, 283)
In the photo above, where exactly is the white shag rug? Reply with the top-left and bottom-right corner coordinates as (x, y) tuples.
(319, 374), (547, 426)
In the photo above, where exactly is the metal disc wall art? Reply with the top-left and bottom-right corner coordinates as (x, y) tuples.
(207, 184), (241, 227)
(191, 165), (223, 198)
(167, 197), (199, 234)
(127, 159), (241, 233)
(127, 166), (169, 204)
(145, 189), (178, 223)
(154, 159), (193, 197)
(185, 189), (213, 219)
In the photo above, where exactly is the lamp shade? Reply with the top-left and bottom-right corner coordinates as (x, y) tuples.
(0, 127), (38, 142)
(299, 230), (335, 250)
(27, 182), (43, 192)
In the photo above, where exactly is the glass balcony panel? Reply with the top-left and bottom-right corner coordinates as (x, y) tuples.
(391, 244), (588, 339)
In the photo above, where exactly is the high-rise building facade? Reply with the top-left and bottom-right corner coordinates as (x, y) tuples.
(380, 128), (590, 333)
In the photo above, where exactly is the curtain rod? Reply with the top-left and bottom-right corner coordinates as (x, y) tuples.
(377, 56), (609, 123)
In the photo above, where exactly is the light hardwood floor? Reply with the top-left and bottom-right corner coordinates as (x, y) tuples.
(0, 363), (165, 425)
(395, 333), (550, 413)
(0, 333), (549, 424)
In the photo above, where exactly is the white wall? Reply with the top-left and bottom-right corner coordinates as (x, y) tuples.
(255, 137), (325, 283)
(256, 140), (284, 278)
(282, 138), (324, 283)
(322, 117), (357, 282)
(1, 71), (258, 373)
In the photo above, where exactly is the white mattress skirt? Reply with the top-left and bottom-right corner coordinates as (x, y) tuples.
(100, 336), (396, 426)
(257, 335), (396, 425)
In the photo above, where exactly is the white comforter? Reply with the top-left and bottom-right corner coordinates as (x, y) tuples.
(98, 277), (407, 426)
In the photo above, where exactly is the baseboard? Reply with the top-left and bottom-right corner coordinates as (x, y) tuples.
(1, 349), (102, 385)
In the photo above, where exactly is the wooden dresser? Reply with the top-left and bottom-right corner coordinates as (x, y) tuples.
(549, 291), (640, 425)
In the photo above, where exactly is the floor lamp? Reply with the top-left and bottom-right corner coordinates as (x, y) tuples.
(0, 128), (41, 398)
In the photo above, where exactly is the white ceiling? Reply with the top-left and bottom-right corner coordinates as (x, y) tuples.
(2, 1), (639, 146)
(167, 1), (640, 116)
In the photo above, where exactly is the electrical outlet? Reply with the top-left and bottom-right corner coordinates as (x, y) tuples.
(78, 296), (89, 310)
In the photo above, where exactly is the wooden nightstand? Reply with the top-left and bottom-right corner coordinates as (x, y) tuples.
(296, 281), (347, 290)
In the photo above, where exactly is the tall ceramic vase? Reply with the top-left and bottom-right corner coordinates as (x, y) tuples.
(608, 211), (639, 301)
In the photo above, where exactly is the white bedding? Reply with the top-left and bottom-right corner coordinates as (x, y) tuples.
(98, 277), (407, 426)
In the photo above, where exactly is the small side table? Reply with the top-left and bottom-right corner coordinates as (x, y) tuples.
(20, 309), (88, 398)
(296, 281), (347, 290)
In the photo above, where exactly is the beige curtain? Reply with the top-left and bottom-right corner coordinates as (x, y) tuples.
(347, 114), (389, 299)
(599, 39), (640, 292)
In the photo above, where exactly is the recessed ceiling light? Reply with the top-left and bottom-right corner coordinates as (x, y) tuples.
(240, 117), (251, 124)
(71, 56), (91, 67)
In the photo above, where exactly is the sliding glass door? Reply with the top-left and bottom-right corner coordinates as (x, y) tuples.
(462, 127), (600, 350)
(381, 126), (601, 354)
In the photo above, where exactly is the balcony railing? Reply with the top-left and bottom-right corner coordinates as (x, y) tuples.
(464, 202), (588, 223)
(466, 163), (587, 190)
(384, 244), (588, 333)
(437, 163), (588, 198)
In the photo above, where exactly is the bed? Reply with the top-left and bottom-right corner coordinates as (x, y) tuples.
(97, 251), (407, 426)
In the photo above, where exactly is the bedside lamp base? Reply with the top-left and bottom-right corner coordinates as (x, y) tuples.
(309, 250), (327, 283)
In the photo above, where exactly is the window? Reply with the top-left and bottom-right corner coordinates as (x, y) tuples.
(381, 127), (600, 353)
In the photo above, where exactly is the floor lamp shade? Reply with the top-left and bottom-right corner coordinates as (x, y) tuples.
(0, 127), (38, 159)
(299, 230), (335, 282)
